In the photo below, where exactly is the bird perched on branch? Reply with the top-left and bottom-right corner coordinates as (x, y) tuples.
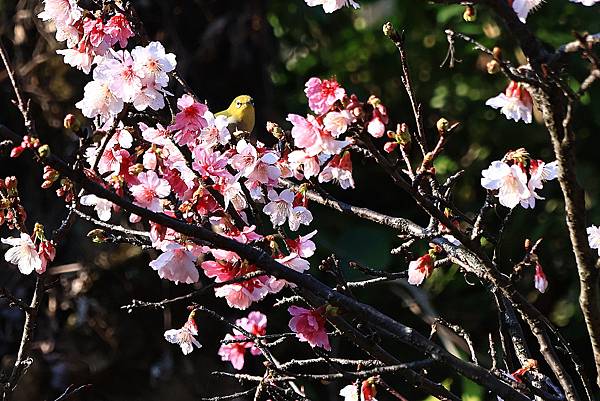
(215, 95), (255, 137)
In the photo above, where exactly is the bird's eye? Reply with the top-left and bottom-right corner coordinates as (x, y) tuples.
(236, 101), (242, 108)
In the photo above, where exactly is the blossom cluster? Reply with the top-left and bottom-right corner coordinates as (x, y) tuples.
(218, 311), (267, 370)
(481, 149), (558, 209)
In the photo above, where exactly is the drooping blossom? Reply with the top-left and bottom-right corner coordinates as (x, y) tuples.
(230, 140), (281, 184)
(104, 14), (134, 48)
(37, 240), (56, 274)
(588, 225), (600, 256)
(367, 97), (388, 138)
(80, 194), (114, 221)
(305, 77), (346, 114)
(236, 311), (267, 355)
(481, 161), (530, 209)
(218, 334), (247, 370)
(263, 189), (313, 231)
(164, 314), (202, 355)
(218, 311), (267, 369)
(534, 263), (548, 293)
(288, 305), (331, 350)
(319, 152), (355, 189)
(149, 242), (200, 284)
(287, 150), (321, 179)
(520, 160), (558, 209)
(2, 233), (42, 275)
(509, 0), (543, 22)
(305, 0), (360, 13)
(129, 170), (171, 211)
(486, 81), (533, 124)
(408, 253), (434, 286)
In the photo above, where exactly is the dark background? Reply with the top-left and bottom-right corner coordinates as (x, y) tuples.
(0, 0), (599, 400)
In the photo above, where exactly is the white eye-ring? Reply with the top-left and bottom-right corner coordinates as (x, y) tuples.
(236, 101), (242, 108)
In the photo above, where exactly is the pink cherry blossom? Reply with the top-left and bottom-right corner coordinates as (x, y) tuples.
(95, 50), (142, 104)
(367, 102), (388, 138)
(192, 148), (230, 180)
(170, 95), (209, 145)
(132, 41), (177, 88)
(236, 311), (267, 354)
(202, 253), (271, 309)
(509, 0), (543, 22)
(287, 150), (321, 179)
(38, 240), (56, 273)
(141, 123), (171, 146)
(57, 47), (95, 74)
(339, 384), (364, 401)
(80, 194), (114, 221)
(130, 170), (171, 211)
(38, 0), (82, 46)
(83, 17), (111, 52)
(221, 178), (248, 212)
(286, 230), (318, 258)
(76, 79), (124, 118)
(408, 253), (434, 286)
(305, 0), (360, 13)
(2, 233), (42, 275)
(149, 242), (200, 284)
(104, 14), (134, 48)
(486, 81), (533, 124)
(587, 225), (600, 256)
(481, 161), (530, 209)
(218, 334), (247, 369)
(199, 112), (231, 148)
(324, 110), (354, 137)
(520, 160), (558, 209)
(305, 77), (346, 114)
(288, 114), (322, 155)
(319, 152), (355, 189)
(288, 305), (331, 350)
(276, 253), (310, 273)
(263, 189), (313, 231)
(534, 263), (548, 293)
(164, 316), (202, 355)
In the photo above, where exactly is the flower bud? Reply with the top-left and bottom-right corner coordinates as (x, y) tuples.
(486, 59), (501, 74)
(463, 5), (476, 22)
(128, 163), (145, 176)
(37, 144), (51, 158)
(266, 121), (285, 140)
(5, 176), (18, 193)
(436, 118), (449, 134)
(41, 180), (54, 189)
(63, 114), (80, 131)
(383, 141), (398, 153)
(492, 46), (502, 59)
(10, 146), (25, 158)
(87, 229), (108, 243)
(325, 304), (341, 317)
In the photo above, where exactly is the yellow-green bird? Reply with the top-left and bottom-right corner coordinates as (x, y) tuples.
(215, 95), (255, 136)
